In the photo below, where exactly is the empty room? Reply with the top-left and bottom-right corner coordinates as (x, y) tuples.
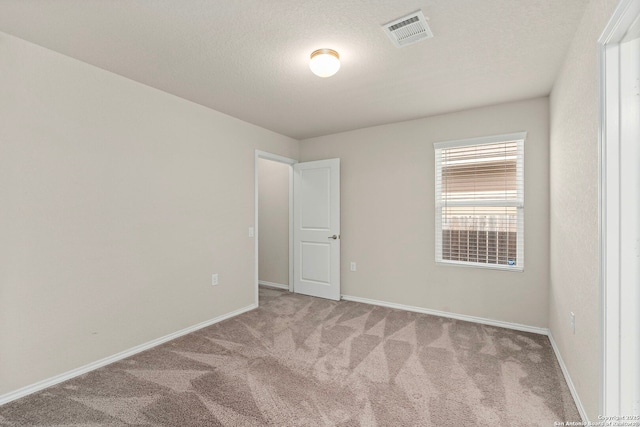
(1, 0), (639, 426)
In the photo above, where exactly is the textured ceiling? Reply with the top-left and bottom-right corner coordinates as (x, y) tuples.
(0, 0), (588, 139)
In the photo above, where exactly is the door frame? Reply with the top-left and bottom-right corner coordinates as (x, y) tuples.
(598, 0), (640, 416)
(254, 150), (297, 306)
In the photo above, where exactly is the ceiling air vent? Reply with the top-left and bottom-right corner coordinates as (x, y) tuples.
(382, 10), (433, 48)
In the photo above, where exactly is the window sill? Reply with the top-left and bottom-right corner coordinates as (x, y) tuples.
(436, 259), (524, 272)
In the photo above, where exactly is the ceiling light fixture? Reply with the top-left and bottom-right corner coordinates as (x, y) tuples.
(309, 49), (340, 78)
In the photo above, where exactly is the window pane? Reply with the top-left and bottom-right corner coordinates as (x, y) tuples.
(440, 208), (518, 265)
(434, 135), (524, 269)
(441, 142), (520, 203)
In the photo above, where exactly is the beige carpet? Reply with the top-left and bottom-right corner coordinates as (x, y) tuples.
(0, 287), (580, 426)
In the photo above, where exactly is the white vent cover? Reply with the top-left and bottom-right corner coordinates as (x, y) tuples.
(382, 10), (433, 48)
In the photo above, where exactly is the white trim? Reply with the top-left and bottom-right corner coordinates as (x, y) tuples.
(436, 259), (524, 272)
(254, 150), (297, 165)
(435, 200), (524, 208)
(598, 0), (640, 417)
(254, 150), (297, 306)
(288, 165), (294, 293)
(258, 280), (289, 290)
(0, 303), (256, 406)
(433, 131), (527, 150)
(340, 294), (547, 335)
(548, 332), (589, 423)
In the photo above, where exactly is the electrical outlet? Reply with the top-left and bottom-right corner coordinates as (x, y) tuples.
(350, 262), (356, 272)
(570, 312), (575, 334)
(212, 273), (219, 286)
(248, 227), (254, 238)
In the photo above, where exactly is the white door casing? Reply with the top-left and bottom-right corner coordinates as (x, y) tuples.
(293, 159), (340, 300)
(619, 32), (640, 416)
(599, 0), (640, 416)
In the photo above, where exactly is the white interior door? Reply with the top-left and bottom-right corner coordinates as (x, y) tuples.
(293, 159), (340, 300)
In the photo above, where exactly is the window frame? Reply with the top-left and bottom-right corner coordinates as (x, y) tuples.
(434, 132), (526, 272)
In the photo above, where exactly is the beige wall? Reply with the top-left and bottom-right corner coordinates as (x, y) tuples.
(300, 97), (550, 328)
(258, 159), (289, 286)
(549, 0), (618, 420)
(0, 32), (298, 396)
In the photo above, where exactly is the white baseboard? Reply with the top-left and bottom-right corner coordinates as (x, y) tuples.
(258, 280), (289, 290)
(341, 294), (548, 335)
(2, 293), (587, 423)
(547, 331), (588, 423)
(0, 303), (257, 406)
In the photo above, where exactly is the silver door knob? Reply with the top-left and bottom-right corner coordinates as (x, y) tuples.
(328, 234), (338, 240)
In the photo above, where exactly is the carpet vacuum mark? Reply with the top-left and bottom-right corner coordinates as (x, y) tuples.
(0, 287), (580, 426)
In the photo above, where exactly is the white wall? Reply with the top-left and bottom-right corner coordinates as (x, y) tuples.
(300, 97), (550, 328)
(258, 159), (289, 286)
(0, 32), (298, 396)
(549, 0), (618, 420)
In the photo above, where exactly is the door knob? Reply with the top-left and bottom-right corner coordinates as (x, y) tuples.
(328, 234), (339, 240)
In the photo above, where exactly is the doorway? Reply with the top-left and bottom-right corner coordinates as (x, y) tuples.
(254, 151), (296, 305)
(254, 151), (342, 304)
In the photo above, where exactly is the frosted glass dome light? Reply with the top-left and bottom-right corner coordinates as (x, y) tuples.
(309, 49), (340, 78)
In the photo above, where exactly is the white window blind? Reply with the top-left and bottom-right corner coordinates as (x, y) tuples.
(434, 132), (525, 270)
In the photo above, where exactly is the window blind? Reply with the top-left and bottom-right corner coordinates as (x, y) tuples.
(434, 133), (525, 270)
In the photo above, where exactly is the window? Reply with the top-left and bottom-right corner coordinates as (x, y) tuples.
(434, 132), (525, 271)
